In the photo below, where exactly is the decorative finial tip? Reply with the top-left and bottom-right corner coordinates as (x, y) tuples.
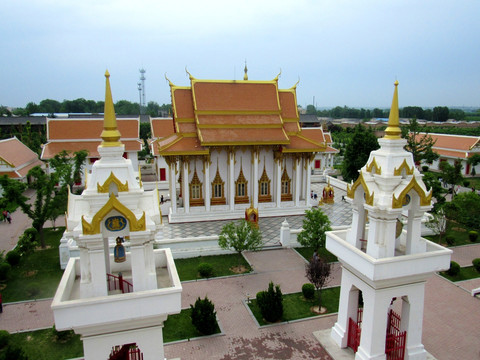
(394, 80), (399, 86)
(105, 70), (110, 78)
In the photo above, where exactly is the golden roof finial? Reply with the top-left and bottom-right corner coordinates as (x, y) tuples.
(100, 70), (122, 147)
(243, 60), (248, 81)
(384, 80), (402, 140)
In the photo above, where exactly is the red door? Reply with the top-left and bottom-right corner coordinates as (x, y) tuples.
(159, 168), (166, 181)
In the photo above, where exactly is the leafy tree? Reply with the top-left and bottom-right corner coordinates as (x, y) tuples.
(0, 106), (12, 117)
(341, 124), (379, 182)
(297, 207), (332, 250)
(426, 208), (447, 244)
(467, 154), (480, 176)
(38, 99), (61, 114)
(445, 192), (480, 229)
(305, 255), (332, 309)
(19, 121), (44, 154)
(403, 118), (439, 165)
(432, 106), (449, 122)
(422, 172), (446, 208)
(49, 150), (88, 189)
(218, 220), (263, 262)
(306, 105), (317, 115)
(0, 166), (59, 248)
(439, 161), (463, 196)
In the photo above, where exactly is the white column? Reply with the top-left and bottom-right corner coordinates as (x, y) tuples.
(294, 157), (301, 207)
(252, 150), (259, 208)
(204, 158), (211, 211)
(130, 234), (157, 292)
(305, 157), (312, 207)
(366, 212), (398, 258)
(331, 269), (360, 349)
(356, 289), (390, 360)
(169, 161), (177, 214)
(405, 209), (426, 255)
(346, 204), (366, 249)
(182, 160), (190, 214)
(275, 159), (282, 208)
(88, 248), (108, 297)
(401, 286), (427, 360)
(229, 151), (235, 211)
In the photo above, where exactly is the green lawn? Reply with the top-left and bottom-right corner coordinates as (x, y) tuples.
(7, 328), (83, 360)
(1, 227), (65, 302)
(425, 221), (478, 247)
(5, 308), (219, 359)
(174, 253), (252, 281)
(294, 247), (338, 263)
(163, 308), (220, 343)
(440, 266), (480, 282)
(248, 287), (340, 326)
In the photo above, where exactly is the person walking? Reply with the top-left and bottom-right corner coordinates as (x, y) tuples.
(6, 211), (11, 224)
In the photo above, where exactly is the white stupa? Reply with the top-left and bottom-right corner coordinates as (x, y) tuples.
(326, 81), (452, 360)
(52, 71), (182, 360)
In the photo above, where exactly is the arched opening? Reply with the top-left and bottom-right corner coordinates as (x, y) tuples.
(109, 343), (143, 360)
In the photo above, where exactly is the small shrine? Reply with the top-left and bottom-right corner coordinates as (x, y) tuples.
(322, 181), (335, 204)
(51, 71), (182, 360)
(325, 81), (451, 360)
(245, 202), (259, 227)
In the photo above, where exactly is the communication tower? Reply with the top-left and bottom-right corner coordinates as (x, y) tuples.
(139, 68), (146, 114)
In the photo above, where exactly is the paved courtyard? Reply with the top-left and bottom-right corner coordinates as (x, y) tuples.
(1, 184), (480, 359)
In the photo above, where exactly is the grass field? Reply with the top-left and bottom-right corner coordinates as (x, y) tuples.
(294, 246), (338, 263)
(163, 308), (220, 343)
(440, 266), (480, 282)
(1, 227), (65, 302)
(174, 253), (252, 281)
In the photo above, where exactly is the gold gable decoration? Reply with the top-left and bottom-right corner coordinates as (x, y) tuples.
(393, 159), (414, 177)
(346, 172), (374, 206)
(366, 157), (382, 175)
(392, 176), (432, 209)
(97, 172), (129, 193)
(81, 194), (146, 235)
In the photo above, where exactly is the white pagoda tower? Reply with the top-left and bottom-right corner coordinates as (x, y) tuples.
(52, 71), (182, 360)
(326, 81), (451, 360)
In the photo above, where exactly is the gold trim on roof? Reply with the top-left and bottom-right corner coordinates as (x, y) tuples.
(346, 172), (374, 206)
(97, 172), (129, 193)
(393, 159), (414, 176)
(392, 176), (432, 209)
(366, 157), (382, 175)
(81, 194), (146, 235)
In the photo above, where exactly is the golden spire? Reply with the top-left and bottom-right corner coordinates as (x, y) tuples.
(384, 80), (401, 140)
(243, 61), (248, 81)
(100, 70), (122, 147)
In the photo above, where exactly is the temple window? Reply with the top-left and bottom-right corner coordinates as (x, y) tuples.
(258, 166), (272, 202)
(281, 167), (292, 201)
(235, 166), (249, 204)
(211, 168), (226, 205)
(189, 169), (204, 206)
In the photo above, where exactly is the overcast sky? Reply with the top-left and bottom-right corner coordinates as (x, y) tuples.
(1, 0), (479, 110)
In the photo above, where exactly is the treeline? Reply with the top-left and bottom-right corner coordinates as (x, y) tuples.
(0, 99), (172, 117)
(306, 105), (477, 122)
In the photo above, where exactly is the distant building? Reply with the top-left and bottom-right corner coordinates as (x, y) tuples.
(416, 133), (480, 175)
(0, 137), (44, 182)
(41, 117), (143, 184)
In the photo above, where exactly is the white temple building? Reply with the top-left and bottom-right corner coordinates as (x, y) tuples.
(326, 81), (452, 360)
(51, 71), (182, 360)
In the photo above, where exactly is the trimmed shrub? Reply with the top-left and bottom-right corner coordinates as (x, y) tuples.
(190, 296), (217, 335)
(302, 283), (315, 300)
(446, 235), (455, 246)
(421, 165), (429, 172)
(256, 281), (283, 323)
(447, 261), (460, 276)
(17, 228), (38, 255)
(0, 330), (10, 349)
(197, 263), (214, 278)
(469, 231), (478, 243)
(463, 180), (470, 188)
(6, 250), (21, 266)
(0, 262), (11, 281)
(472, 258), (480, 272)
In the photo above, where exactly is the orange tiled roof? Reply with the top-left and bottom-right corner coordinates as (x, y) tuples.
(324, 133), (332, 144)
(160, 75), (332, 155)
(415, 133), (480, 159)
(151, 118), (175, 138)
(47, 118), (139, 140)
(0, 137), (41, 168)
(301, 128), (326, 144)
(41, 140), (142, 159)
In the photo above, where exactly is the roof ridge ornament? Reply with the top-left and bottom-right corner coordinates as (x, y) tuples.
(164, 73), (174, 87)
(100, 70), (122, 147)
(273, 69), (282, 82)
(243, 60), (248, 81)
(384, 80), (402, 140)
(185, 67), (195, 81)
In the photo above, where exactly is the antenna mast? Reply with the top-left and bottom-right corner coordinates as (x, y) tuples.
(139, 68), (146, 115)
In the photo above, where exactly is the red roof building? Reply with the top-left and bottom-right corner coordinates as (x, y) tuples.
(0, 137), (44, 181)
